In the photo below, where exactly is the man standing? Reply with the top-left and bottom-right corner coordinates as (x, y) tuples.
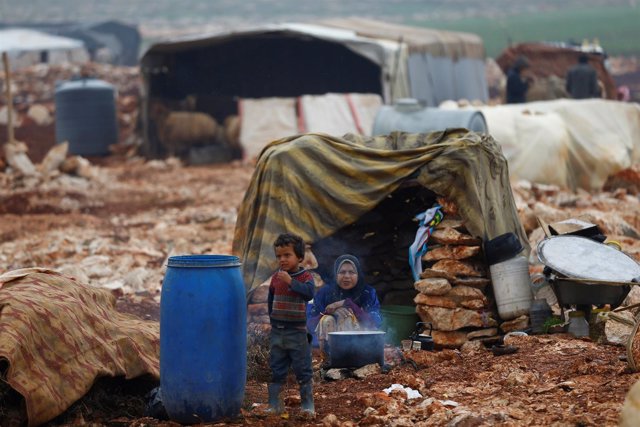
(506, 56), (533, 104)
(565, 54), (601, 99)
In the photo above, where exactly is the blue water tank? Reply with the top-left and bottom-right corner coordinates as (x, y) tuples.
(160, 255), (247, 424)
(54, 78), (118, 156)
(372, 98), (488, 136)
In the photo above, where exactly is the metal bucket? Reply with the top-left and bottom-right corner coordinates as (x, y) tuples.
(328, 331), (385, 368)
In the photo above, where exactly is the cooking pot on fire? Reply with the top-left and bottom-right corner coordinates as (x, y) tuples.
(410, 322), (434, 351)
(328, 331), (385, 369)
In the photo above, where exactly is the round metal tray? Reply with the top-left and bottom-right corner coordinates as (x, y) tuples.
(537, 235), (640, 281)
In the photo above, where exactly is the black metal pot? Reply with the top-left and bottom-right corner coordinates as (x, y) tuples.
(328, 331), (385, 368)
(410, 322), (434, 351)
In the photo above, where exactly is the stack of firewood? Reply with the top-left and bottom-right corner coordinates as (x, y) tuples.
(414, 206), (500, 348)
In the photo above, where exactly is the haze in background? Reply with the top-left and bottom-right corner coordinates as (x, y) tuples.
(1, 0), (639, 57)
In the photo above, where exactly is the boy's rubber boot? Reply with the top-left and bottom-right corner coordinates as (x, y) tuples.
(267, 383), (284, 414)
(299, 381), (315, 417)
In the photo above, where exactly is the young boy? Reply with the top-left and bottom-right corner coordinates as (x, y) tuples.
(267, 232), (316, 417)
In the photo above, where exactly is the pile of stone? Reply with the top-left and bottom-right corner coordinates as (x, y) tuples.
(1, 62), (141, 162)
(413, 210), (500, 348)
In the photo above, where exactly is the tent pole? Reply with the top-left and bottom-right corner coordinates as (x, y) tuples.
(2, 51), (14, 144)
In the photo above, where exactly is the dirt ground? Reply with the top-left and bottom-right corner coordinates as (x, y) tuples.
(2, 154), (640, 426)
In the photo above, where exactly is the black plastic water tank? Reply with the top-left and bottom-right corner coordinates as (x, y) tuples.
(55, 78), (118, 156)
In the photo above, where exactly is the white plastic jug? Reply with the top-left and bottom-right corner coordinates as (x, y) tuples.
(489, 255), (533, 320)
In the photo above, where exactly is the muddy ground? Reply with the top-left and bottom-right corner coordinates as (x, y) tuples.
(2, 156), (640, 426)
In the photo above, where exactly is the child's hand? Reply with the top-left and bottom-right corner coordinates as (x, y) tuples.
(275, 271), (292, 284)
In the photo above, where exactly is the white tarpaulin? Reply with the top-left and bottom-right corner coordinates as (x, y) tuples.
(477, 99), (640, 190)
(239, 97), (299, 160)
(300, 93), (383, 135)
(240, 93), (384, 160)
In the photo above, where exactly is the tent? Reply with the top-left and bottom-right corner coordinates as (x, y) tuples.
(139, 19), (488, 159)
(0, 21), (141, 66)
(232, 130), (527, 299)
(477, 99), (640, 190)
(0, 28), (86, 70)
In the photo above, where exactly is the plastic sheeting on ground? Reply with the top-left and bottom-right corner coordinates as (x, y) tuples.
(478, 99), (640, 190)
(232, 130), (527, 291)
(0, 268), (159, 426)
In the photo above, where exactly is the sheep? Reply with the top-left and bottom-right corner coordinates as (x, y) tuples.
(150, 103), (220, 158)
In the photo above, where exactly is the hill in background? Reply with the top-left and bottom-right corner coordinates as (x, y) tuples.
(1, 0), (639, 58)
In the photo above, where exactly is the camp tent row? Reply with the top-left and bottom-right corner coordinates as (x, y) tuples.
(139, 18), (488, 158)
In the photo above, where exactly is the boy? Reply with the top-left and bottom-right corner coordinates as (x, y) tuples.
(267, 233), (315, 417)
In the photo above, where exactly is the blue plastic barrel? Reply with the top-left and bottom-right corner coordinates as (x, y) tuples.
(160, 255), (246, 423)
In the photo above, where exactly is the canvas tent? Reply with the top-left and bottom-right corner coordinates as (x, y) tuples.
(476, 99), (640, 190)
(139, 19), (488, 159)
(0, 21), (141, 66)
(232, 130), (526, 297)
(0, 28), (87, 70)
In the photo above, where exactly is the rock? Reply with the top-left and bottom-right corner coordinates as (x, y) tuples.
(460, 340), (485, 354)
(416, 305), (496, 331)
(27, 104), (53, 126)
(620, 379), (640, 427)
(423, 245), (481, 261)
(324, 368), (349, 381)
(4, 141), (37, 176)
(500, 315), (530, 333)
(432, 330), (468, 348)
(414, 277), (451, 295)
(406, 349), (460, 368)
(419, 268), (455, 281)
(430, 259), (486, 278)
(448, 285), (485, 299)
(466, 328), (498, 339)
(503, 370), (537, 386)
(0, 105), (23, 126)
(430, 228), (481, 245)
(448, 410), (485, 427)
(435, 219), (465, 230)
(459, 299), (486, 310)
(322, 413), (340, 427)
(357, 391), (393, 408)
(414, 294), (457, 309)
(56, 155), (101, 180)
(121, 267), (152, 293)
(353, 363), (381, 379)
(605, 310), (634, 345)
(38, 142), (68, 175)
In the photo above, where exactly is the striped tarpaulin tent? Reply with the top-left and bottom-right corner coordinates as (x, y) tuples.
(232, 130), (527, 293)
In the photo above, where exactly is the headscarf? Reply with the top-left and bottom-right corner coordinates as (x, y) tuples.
(332, 254), (367, 304)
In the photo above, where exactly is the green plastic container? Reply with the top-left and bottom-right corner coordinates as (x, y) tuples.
(380, 305), (420, 346)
